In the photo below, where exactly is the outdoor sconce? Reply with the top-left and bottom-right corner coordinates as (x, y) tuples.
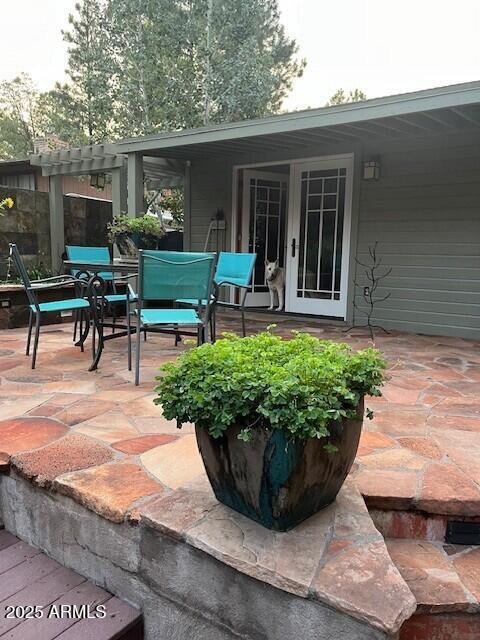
(363, 159), (380, 181)
(90, 173), (106, 189)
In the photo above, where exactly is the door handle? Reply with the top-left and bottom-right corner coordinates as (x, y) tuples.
(291, 238), (296, 258)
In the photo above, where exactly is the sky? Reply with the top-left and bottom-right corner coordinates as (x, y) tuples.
(2, 0), (480, 110)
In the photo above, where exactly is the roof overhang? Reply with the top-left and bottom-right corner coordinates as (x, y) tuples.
(113, 80), (480, 160)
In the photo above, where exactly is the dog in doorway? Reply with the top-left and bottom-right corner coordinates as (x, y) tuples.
(265, 260), (285, 311)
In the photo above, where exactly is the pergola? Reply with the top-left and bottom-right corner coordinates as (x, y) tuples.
(30, 144), (185, 270)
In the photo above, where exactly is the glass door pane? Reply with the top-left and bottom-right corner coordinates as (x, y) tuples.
(297, 168), (346, 301)
(247, 177), (288, 294)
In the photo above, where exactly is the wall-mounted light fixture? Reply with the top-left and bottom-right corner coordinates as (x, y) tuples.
(90, 173), (106, 189)
(363, 159), (380, 181)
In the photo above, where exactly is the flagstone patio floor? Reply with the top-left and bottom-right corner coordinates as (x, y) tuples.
(0, 310), (479, 636)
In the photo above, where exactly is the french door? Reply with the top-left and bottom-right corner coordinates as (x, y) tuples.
(286, 155), (353, 317)
(241, 170), (288, 306)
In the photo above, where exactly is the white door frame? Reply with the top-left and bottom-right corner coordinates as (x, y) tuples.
(285, 153), (354, 318)
(231, 152), (354, 316)
(240, 169), (289, 307)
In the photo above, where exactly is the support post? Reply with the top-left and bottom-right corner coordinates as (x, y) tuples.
(127, 153), (144, 217)
(183, 161), (191, 250)
(111, 165), (128, 216)
(49, 175), (64, 273)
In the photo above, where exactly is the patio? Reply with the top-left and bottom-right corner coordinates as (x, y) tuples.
(0, 311), (479, 638)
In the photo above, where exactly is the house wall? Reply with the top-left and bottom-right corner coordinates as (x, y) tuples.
(357, 131), (480, 340)
(188, 130), (480, 340)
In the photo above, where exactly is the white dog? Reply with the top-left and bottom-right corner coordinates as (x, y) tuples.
(265, 260), (285, 311)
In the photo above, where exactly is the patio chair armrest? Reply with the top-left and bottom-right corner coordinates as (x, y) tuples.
(108, 273), (138, 282)
(216, 279), (250, 289)
(31, 274), (78, 285)
(31, 278), (84, 292)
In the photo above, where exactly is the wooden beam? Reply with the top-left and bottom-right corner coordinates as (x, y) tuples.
(183, 161), (192, 251)
(127, 152), (144, 217)
(111, 166), (128, 216)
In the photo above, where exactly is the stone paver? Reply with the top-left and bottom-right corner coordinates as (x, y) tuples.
(54, 400), (116, 426)
(386, 539), (478, 613)
(140, 434), (205, 489)
(112, 434), (178, 454)
(74, 411), (139, 444)
(54, 461), (164, 523)
(12, 433), (114, 487)
(452, 548), (480, 602)
(418, 464), (480, 517)
(0, 417), (68, 457)
(0, 314), (480, 633)
(142, 477), (416, 634)
(354, 469), (418, 510)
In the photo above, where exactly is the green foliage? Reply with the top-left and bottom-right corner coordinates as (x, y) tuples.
(326, 88), (367, 106)
(36, 84), (90, 148)
(201, 0), (306, 124)
(0, 74), (42, 159)
(4, 261), (54, 284)
(103, 0), (305, 135)
(107, 214), (165, 242)
(0, 74), (87, 159)
(1, 1), (305, 157)
(158, 188), (184, 228)
(155, 331), (387, 444)
(62, 0), (114, 143)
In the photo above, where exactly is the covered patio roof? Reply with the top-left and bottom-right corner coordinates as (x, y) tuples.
(114, 80), (480, 160)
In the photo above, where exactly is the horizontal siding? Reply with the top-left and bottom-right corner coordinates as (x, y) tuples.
(189, 159), (232, 252)
(355, 133), (480, 339)
(188, 129), (480, 339)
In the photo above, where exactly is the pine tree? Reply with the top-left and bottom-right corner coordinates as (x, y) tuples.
(63, 0), (113, 143)
(105, 0), (305, 135)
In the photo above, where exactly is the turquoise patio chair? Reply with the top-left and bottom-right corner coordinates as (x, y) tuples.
(177, 251), (256, 338)
(8, 243), (91, 369)
(130, 250), (216, 385)
(66, 245), (138, 338)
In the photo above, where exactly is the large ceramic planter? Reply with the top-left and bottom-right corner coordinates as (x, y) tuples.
(115, 232), (160, 258)
(195, 399), (364, 531)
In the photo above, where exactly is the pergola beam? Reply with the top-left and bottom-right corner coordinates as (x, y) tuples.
(127, 152), (144, 217)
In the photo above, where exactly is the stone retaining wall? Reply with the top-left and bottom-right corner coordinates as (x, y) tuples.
(0, 186), (112, 277)
(0, 473), (389, 640)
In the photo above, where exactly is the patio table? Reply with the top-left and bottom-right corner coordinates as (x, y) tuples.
(63, 258), (138, 371)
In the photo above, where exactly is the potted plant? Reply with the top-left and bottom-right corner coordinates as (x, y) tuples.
(155, 331), (386, 531)
(107, 214), (165, 257)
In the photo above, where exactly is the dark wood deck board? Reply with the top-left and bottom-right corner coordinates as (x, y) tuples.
(0, 530), (142, 640)
(0, 553), (61, 602)
(0, 566), (86, 636)
(0, 530), (18, 552)
(4, 584), (113, 640)
(55, 597), (143, 640)
(0, 541), (41, 575)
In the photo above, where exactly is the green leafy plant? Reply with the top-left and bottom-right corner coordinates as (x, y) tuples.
(3, 261), (54, 284)
(155, 331), (387, 445)
(107, 214), (165, 243)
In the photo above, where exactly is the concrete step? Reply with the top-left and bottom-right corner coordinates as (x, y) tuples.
(387, 538), (480, 640)
(0, 527), (143, 640)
